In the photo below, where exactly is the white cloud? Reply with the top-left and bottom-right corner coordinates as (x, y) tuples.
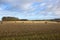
(1, 0), (42, 9)
(40, 3), (46, 7)
(55, 11), (60, 15)
(0, 0), (60, 19)
(0, 8), (3, 10)
(47, 5), (53, 9)
(21, 3), (32, 10)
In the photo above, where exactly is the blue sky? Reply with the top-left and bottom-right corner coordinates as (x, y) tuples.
(0, 0), (60, 20)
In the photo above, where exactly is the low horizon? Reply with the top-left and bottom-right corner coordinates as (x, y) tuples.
(0, 16), (60, 21)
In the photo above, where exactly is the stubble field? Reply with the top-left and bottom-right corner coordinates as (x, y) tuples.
(0, 21), (60, 40)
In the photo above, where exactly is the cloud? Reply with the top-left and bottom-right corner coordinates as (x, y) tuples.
(0, 8), (3, 10)
(0, 0), (60, 19)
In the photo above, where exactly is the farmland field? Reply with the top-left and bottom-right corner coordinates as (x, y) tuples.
(0, 21), (60, 40)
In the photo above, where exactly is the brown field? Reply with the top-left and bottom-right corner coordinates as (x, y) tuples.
(0, 21), (60, 40)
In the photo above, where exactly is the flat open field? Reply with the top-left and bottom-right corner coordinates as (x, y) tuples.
(0, 21), (60, 40)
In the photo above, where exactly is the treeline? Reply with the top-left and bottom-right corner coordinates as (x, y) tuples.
(2, 17), (28, 21)
(1, 17), (60, 22)
(50, 18), (60, 22)
(30, 19), (60, 22)
(31, 19), (60, 21)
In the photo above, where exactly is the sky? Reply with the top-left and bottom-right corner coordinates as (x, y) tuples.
(0, 0), (60, 20)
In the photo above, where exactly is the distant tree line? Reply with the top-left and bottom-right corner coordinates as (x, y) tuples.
(43, 18), (60, 22)
(20, 19), (28, 21)
(2, 17), (20, 21)
(51, 18), (60, 22)
(2, 17), (60, 22)
(2, 17), (28, 21)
